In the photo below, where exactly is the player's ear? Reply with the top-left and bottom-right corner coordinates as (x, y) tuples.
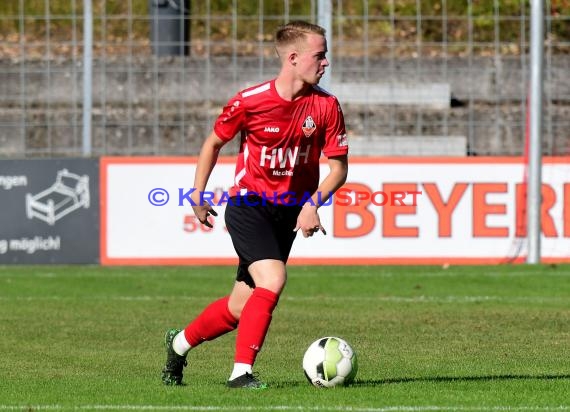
(288, 51), (298, 67)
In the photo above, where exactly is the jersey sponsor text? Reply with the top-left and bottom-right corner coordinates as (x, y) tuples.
(259, 145), (311, 169)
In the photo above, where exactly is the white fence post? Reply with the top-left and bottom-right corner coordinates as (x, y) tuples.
(82, 0), (93, 156)
(526, 0), (544, 264)
(317, 0), (332, 91)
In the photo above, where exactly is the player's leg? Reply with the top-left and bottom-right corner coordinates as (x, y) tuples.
(227, 279), (254, 318)
(161, 291), (240, 386)
(231, 206), (298, 371)
(224, 198), (298, 388)
(226, 259), (285, 388)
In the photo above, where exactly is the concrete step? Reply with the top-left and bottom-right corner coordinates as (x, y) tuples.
(331, 82), (451, 109)
(348, 135), (467, 156)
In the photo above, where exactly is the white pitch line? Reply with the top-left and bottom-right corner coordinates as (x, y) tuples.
(1, 406), (570, 412)
(0, 295), (567, 304)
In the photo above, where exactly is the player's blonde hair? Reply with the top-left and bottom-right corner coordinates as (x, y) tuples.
(275, 21), (326, 54)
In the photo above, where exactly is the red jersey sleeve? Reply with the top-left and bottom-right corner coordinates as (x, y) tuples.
(321, 97), (349, 158)
(213, 93), (246, 142)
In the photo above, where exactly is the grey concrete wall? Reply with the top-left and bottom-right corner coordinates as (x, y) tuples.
(2, 56), (569, 105)
(1, 55), (569, 156)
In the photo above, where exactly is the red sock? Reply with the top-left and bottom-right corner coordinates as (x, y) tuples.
(234, 287), (279, 365)
(184, 296), (238, 347)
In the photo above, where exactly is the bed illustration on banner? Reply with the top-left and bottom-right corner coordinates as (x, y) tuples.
(25, 169), (90, 226)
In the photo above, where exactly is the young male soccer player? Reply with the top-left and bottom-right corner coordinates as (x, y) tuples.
(161, 20), (349, 389)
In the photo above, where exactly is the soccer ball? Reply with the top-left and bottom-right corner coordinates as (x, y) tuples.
(302, 336), (358, 388)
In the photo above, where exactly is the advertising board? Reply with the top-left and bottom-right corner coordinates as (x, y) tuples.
(101, 157), (570, 265)
(0, 158), (99, 263)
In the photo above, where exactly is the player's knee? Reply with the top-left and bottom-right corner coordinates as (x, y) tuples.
(248, 260), (287, 294)
(256, 275), (287, 294)
(252, 271), (287, 294)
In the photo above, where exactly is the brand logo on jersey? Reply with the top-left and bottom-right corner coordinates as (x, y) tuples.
(264, 126), (280, 133)
(302, 116), (316, 138)
(222, 100), (240, 123)
(337, 133), (348, 147)
(260, 145), (311, 169)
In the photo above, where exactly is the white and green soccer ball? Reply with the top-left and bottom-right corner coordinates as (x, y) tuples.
(302, 336), (358, 388)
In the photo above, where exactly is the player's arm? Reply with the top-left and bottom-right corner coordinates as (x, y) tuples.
(191, 131), (227, 228)
(295, 155), (348, 238)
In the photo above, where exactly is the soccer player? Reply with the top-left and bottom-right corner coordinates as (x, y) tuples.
(161, 20), (349, 389)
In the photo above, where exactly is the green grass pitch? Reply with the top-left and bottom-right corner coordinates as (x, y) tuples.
(1, 264), (569, 411)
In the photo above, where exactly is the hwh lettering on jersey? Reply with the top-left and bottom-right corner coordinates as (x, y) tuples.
(260, 145), (311, 169)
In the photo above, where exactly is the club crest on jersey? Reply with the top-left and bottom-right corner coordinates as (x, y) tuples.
(302, 116), (316, 138)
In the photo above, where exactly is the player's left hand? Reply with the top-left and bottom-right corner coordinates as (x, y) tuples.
(294, 204), (327, 238)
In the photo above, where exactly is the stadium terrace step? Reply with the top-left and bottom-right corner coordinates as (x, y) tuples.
(330, 82), (451, 109)
(348, 135), (467, 156)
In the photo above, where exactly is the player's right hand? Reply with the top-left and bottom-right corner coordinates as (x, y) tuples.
(194, 205), (218, 228)
(191, 191), (218, 228)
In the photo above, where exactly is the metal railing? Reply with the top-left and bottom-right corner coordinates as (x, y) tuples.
(0, 0), (569, 157)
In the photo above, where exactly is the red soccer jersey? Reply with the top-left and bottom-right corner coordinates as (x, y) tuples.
(214, 79), (348, 204)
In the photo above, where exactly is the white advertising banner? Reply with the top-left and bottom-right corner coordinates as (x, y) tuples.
(101, 157), (570, 265)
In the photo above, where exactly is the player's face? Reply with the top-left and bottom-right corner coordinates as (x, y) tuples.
(296, 34), (329, 85)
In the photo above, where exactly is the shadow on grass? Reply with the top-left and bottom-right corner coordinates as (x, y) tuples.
(353, 373), (570, 387)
